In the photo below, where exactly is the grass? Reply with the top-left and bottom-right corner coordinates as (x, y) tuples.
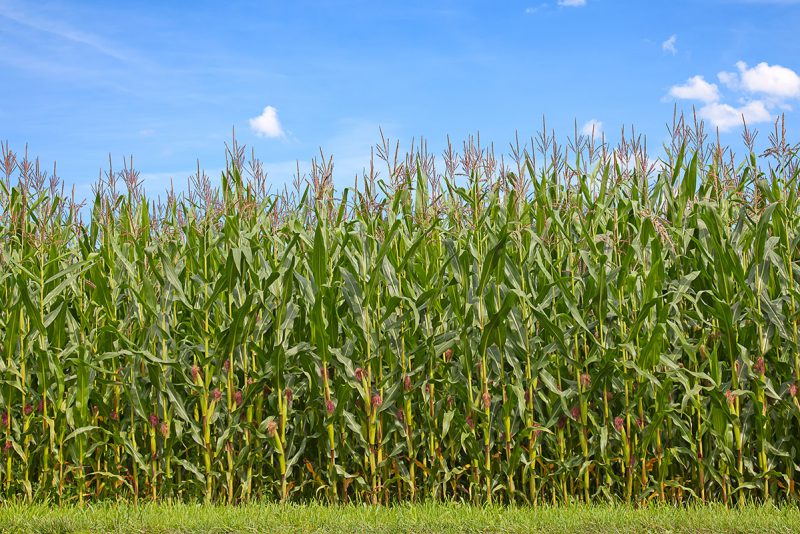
(1, 502), (799, 533)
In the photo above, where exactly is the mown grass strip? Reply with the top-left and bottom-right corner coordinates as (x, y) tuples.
(1, 502), (800, 533)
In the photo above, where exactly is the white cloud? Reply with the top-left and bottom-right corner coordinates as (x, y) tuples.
(525, 4), (547, 14)
(668, 75), (719, 103)
(661, 34), (677, 55)
(249, 106), (285, 138)
(717, 70), (737, 88)
(580, 119), (603, 137)
(719, 61), (800, 99)
(557, 0), (586, 6)
(699, 100), (772, 132)
(669, 60), (798, 134)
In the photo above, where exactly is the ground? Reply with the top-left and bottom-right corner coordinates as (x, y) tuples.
(1, 502), (799, 533)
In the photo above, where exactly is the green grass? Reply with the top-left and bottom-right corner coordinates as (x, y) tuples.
(1, 503), (799, 533)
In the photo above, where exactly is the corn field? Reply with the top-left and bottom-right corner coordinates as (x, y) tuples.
(1, 115), (800, 506)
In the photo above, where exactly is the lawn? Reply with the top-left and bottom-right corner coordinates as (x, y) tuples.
(1, 502), (799, 533)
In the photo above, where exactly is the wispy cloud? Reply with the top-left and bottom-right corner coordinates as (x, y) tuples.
(580, 119), (603, 137)
(524, 4), (548, 14)
(261, 118), (399, 191)
(557, 0), (587, 6)
(0, 2), (133, 62)
(661, 34), (677, 55)
(0, 0), (160, 97)
(249, 106), (285, 138)
(722, 0), (800, 4)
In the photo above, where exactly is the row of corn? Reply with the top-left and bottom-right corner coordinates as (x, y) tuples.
(0, 120), (799, 504)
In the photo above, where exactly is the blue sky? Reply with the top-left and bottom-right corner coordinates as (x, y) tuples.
(2, 0), (799, 198)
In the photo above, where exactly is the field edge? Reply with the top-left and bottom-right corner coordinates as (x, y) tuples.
(2, 502), (800, 533)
